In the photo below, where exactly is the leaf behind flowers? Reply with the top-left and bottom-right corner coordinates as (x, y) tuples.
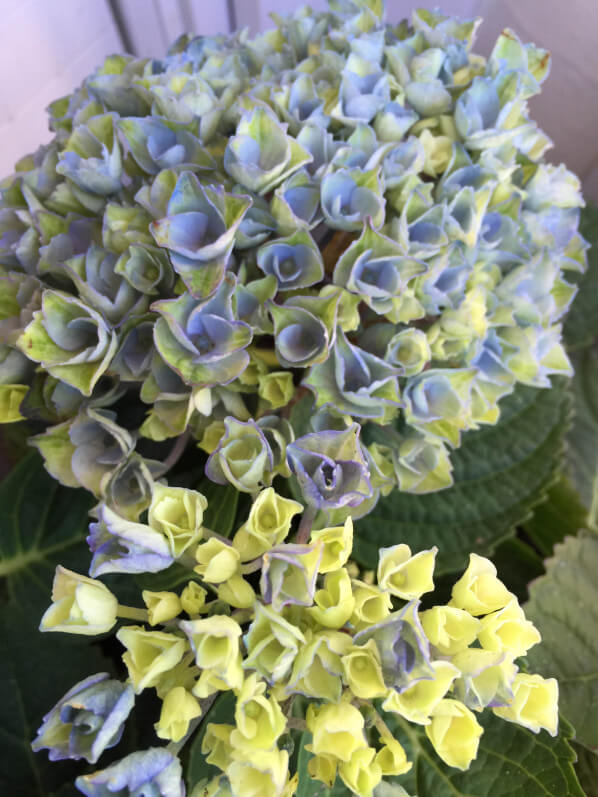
(354, 379), (570, 575)
(525, 531), (598, 751)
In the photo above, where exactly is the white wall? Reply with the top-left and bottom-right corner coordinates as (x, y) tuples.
(2, 0), (598, 202)
(0, 0), (121, 175)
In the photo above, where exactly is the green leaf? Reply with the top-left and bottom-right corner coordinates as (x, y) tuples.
(572, 743), (598, 796)
(0, 452), (114, 796)
(523, 477), (588, 557)
(0, 450), (94, 606)
(354, 379), (570, 575)
(489, 537), (544, 603)
(198, 477), (240, 538)
(186, 691), (236, 791)
(135, 562), (199, 594)
(384, 711), (583, 797)
(525, 531), (598, 751)
(563, 202), (598, 350)
(566, 347), (598, 527)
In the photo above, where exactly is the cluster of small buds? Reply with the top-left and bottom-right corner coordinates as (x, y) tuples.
(0, 0), (586, 528)
(34, 483), (558, 796)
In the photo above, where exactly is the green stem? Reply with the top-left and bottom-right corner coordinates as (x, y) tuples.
(286, 716), (307, 731)
(155, 431), (190, 478)
(241, 556), (263, 575)
(202, 527), (234, 544)
(117, 605), (149, 622)
(296, 505), (317, 544)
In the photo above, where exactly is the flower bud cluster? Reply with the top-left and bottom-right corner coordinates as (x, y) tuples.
(34, 483), (558, 796)
(0, 0), (585, 523)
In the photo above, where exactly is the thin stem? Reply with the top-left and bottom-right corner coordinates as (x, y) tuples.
(117, 605), (149, 622)
(372, 709), (394, 739)
(178, 551), (199, 570)
(295, 505), (317, 544)
(155, 431), (190, 478)
(286, 717), (307, 731)
(202, 527), (233, 544)
(241, 556), (263, 575)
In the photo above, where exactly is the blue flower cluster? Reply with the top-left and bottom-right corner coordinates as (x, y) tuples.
(0, 1), (584, 525)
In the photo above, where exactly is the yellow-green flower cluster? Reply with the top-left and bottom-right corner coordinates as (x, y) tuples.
(37, 484), (558, 796)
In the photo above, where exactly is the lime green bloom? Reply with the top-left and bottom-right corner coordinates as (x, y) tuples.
(153, 656), (197, 700)
(233, 488), (302, 561)
(341, 639), (387, 699)
(244, 602), (306, 683)
(419, 129), (453, 178)
(375, 735), (412, 776)
(382, 660), (460, 725)
(218, 573), (256, 609)
(155, 686), (201, 742)
(338, 746), (382, 797)
(0, 383), (27, 422)
(450, 554), (513, 615)
(493, 673), (558, 736)
(309, 568), (355, 629)
(142, 590), (182, 625)
(420, 605), (481, 656)
(425, 699), (483, 770)
(202, 723), (235, 770)
(116, 626), (187, 693)
(180, 582), (207, 616)
(377, 544), (437, 600)
(40, 566), (118, 636)
(310, 517), (353, 573)
(452, 649), (517, 710)
(195, 538), (241, 584)
(287, 630), (350, 702)
(148, 484), (207, 558)
(227, 748), (290, 797)
(306, 701), (367, 763)
(180, 615), (243, 695)
(307, 753), (337, 788)
(478, 598), (541, 657)
(231, 673), (286, 750)
(199, 420), (226, 454)
(350, 579), (393, 630)
(257, 371), (295, 410)
(260, 543), (322, 610)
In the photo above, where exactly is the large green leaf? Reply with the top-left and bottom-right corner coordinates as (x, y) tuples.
(385, 712), (583, 797)
(572, 744), (598, 796)
(354, 379), (570, 575)
(0, 452), (113, 796)
(563, 202), (598, 350)
(522, 477), (588, 557)
(566, 347), (598, 526)
(295, 714), (583, 797)
(0, 451), (94, 608)
(525, 531), (598, 751)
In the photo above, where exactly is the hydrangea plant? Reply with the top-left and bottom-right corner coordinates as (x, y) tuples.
(0, 1), (593, 796)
